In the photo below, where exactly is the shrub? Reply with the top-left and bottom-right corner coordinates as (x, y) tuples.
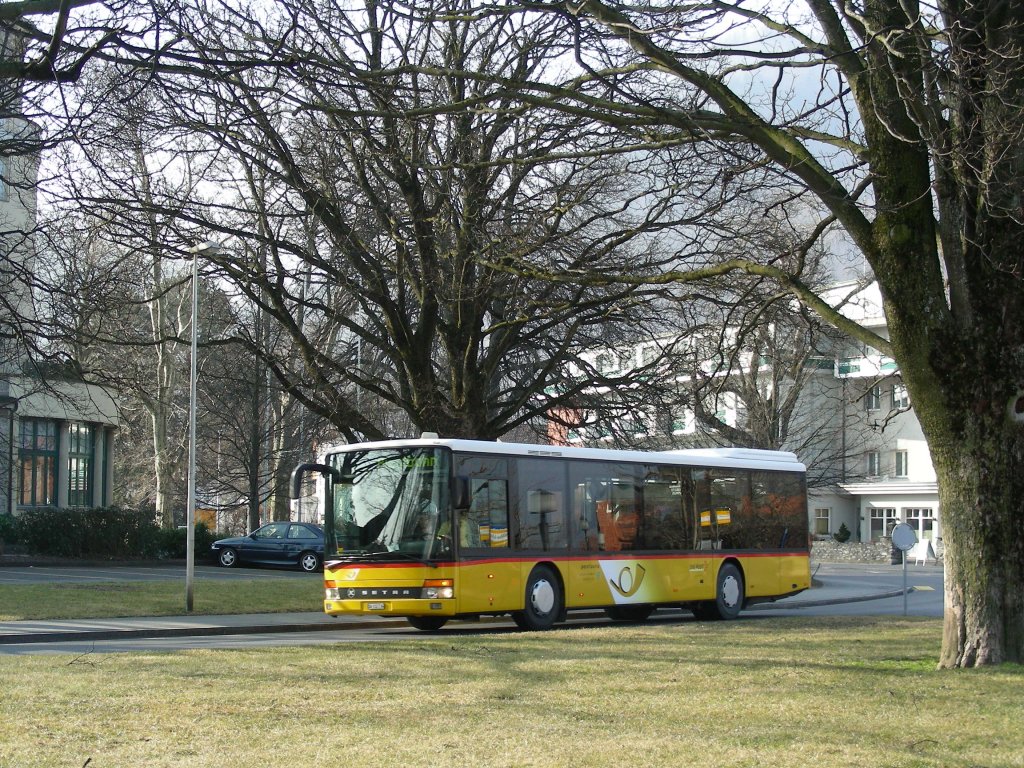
(13, 506), (162, 558)
(833, 522), (852, 543)
(8, 507), (226, 561)
(0, 512), (17, 545)
(151, 522), (219, 560)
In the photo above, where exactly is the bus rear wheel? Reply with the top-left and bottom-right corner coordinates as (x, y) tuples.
(406, 616), (448, 631)
(513, 565), (562, 631)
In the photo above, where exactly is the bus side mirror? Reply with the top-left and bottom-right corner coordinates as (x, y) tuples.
(290, 463), (343, 499)
(453, 476), (471, 510)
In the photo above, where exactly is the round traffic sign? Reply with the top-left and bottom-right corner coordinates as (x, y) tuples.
(891, 522), (917, 551)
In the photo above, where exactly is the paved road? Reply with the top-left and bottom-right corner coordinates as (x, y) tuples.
(0, 561), (944, 654)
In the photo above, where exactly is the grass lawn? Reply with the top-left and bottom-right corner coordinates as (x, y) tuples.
(1, 616), (1022, 768)
(0, 577), (323, 620)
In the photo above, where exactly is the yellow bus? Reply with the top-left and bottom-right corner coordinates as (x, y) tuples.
(291, 435), (810, 631)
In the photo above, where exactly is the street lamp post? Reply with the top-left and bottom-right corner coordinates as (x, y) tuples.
(185, 240), (222, 612)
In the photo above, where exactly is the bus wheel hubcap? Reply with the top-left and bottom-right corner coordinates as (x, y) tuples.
(531, 579), (555, 615)
(722, 576), (739, 607)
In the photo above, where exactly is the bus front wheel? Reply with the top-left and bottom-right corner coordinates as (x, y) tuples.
(706, 562), (744, 620)
(513, 565), (562, 631)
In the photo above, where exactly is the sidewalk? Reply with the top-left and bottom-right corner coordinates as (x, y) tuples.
(0, 564), (919, 645)
(0, 611), (365, 645)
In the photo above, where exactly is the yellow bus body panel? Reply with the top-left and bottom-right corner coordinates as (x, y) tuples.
(455, 560), (524, 614)
(322, 552), (809, 619)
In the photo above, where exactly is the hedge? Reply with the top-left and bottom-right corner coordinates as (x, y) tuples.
(0, 507), (218, 560)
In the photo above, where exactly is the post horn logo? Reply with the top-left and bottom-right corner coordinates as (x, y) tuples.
(610, 563), (647, 597)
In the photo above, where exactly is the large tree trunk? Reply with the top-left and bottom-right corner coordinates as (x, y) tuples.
(879, 213), (1024, 668)
(933, 421), (1024, 666)
(934, 0), (1024, 666)
(856, 0), (1024, 666)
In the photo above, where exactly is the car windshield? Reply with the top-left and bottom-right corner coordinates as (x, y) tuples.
(326, 447), (451, 561)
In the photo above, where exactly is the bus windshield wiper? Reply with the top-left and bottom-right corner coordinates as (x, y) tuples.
(357, 550), (424, 562)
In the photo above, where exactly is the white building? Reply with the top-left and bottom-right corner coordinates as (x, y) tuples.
(806, 282), (939, 547)
(554, 280), (940, 549)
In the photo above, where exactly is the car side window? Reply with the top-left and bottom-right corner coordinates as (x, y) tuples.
(287, 525), (316, 539)
(257, 523), (288, 539)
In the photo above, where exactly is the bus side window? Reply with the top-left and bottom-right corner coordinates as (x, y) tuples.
(515, 458), (568, 550)
(594, 478), (640, 552)
(454, 456), (510, 549)
(694, 470), (716, 550)
(571, 480), (599, 550)
(641, 466), (692, 550)
(468, 479), (509, 548)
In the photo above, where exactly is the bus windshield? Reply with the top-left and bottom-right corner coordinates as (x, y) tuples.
(326, 447), (451, 561)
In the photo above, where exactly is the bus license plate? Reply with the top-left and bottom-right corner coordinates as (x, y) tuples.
(366, 602), (386, 611)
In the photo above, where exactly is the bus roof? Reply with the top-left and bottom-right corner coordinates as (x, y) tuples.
(318, 437), (806, 473)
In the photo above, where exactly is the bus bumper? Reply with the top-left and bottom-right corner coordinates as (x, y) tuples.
(324, 599), (456, 617)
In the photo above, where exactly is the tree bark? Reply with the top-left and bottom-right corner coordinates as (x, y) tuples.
(928, 397), (1024, 666)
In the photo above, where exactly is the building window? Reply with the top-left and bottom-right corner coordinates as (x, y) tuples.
(622, 416), (647, 438)
(865, 450), (880, 477)
(904, 507), (935, 541)
(18, 419), (57, 507)
(67, 422), (95, 507)
(894, 449), (909, 478)
(869, 507), (898, 542)
(672, 409), (694, 435)
(814, 508), (830, 535)
(865, 385), (881, 411)
(596, 353), (618, 375)
(892, 383), (909, 409)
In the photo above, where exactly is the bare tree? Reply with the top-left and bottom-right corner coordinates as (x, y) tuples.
(498, 0), (1024, 667)
(0, 0), (124, 84)
(60, 0), (688, 443)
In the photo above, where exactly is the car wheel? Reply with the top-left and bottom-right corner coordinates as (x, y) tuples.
(512, 565), (562, 631)
(406, 616), (448, 631)
(218, 547), (238, 568)
(299, 551), (321, 573)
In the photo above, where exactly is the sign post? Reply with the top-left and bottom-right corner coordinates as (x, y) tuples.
(891, 522), (918, 616)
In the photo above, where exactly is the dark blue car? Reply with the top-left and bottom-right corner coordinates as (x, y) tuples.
(211, 522), (325, 572)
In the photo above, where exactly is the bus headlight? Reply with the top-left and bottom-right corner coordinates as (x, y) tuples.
(423, 578), (454, 599)
(326, 587), (342, 600)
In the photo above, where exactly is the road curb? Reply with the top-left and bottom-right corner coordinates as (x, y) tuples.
(0, 591), (912, 645)
(748, 588), (910, 611)
(0, 619), (391, 645)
